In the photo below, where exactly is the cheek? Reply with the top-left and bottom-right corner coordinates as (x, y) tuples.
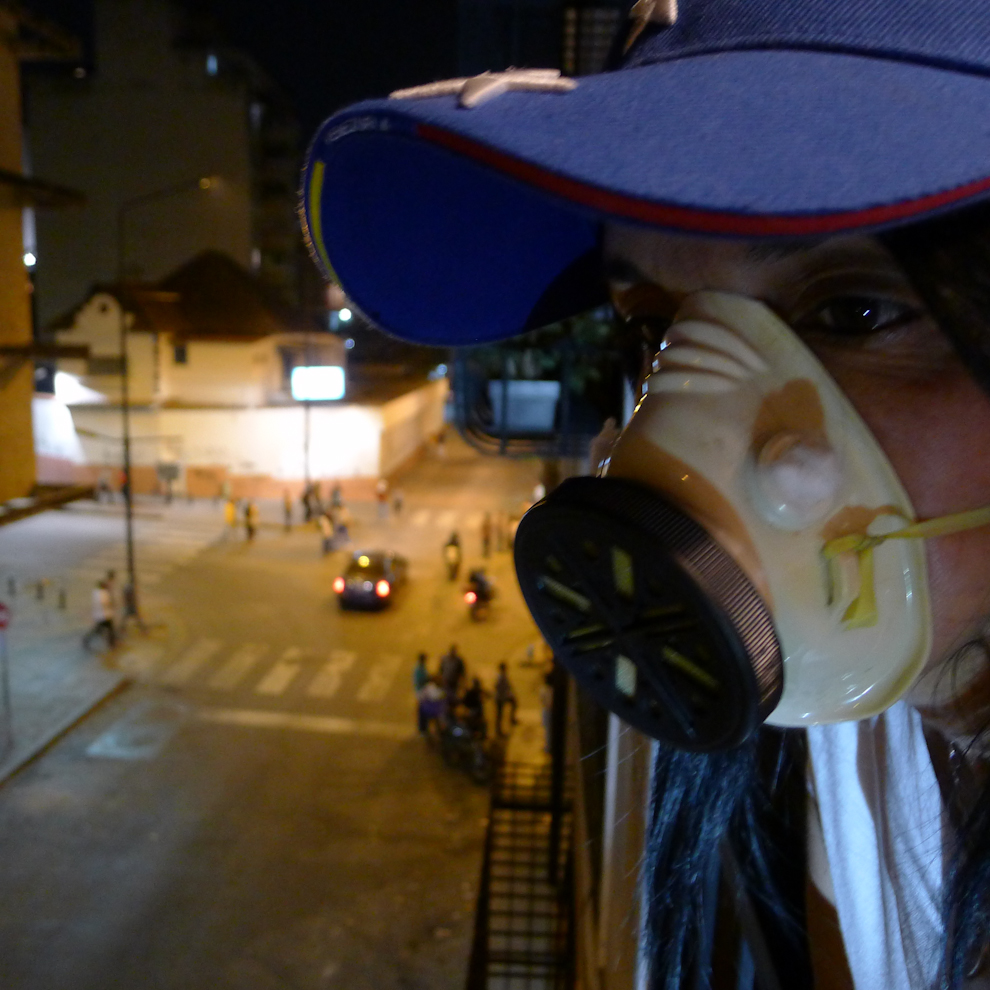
(829, 363), (990, 656)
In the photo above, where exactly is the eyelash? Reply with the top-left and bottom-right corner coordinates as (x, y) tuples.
(792, 296), (922, 338)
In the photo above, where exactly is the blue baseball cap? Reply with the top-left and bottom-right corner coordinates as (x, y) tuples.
(301, 0), (990, 346)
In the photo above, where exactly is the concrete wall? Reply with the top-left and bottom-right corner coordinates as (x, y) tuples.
(379, 378), (449, 477)
(34, 378), (448, 495)
(36, 378), (447, 496)
(28, 0), (255, 327)
(0, 13), (38, 501)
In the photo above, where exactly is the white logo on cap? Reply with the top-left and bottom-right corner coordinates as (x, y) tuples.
(390, 69), (577, 109)
(625, 0), (678, 52)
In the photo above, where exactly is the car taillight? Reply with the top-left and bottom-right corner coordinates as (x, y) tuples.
(465, 590), (478, 605)
(375, 580), (390, 598)
(333, 576), (345, 594)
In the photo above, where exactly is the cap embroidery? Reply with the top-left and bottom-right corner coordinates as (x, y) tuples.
(624, 0), (678, 53)
(391, 69), (577, 109)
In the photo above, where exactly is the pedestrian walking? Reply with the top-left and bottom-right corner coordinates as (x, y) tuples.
(376, 478), (389, 519)
(392, 488), (404, 517)
(319, 511), (334, 555)
(224, 497), (237, 538)
(283, 490), (292, 532)
(331, 481), (343, 509)
(443, 532), (461, 581)
(244, 499), (259, 541)
(333, 503), (352, 545)
(494, 662), (518, 736)
(481, 512), (492, 558)
(82, 580), (115, 650)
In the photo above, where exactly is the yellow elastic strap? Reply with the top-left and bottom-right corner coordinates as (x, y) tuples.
(821, 505), (990, 629)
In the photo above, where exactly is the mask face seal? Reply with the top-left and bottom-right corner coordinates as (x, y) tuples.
(513, 475), (782, 750)
(513, 290), (953, 750)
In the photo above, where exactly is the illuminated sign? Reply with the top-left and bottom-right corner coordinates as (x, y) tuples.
(291, 366), (345, 401)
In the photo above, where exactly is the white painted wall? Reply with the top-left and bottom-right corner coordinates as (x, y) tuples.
(56, 294), (346, 408)
(378, 379), (449, 476)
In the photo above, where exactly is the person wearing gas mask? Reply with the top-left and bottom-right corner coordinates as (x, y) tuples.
(300, 1), (990, 986)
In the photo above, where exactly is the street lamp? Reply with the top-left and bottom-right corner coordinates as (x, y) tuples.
(116, 176), (219, 620)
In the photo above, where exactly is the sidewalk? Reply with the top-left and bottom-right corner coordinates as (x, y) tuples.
(0, 495), (233, 787)
(0, 622), (129, 785)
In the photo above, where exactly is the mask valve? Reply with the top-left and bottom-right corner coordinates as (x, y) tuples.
(749, 431), (842, 530)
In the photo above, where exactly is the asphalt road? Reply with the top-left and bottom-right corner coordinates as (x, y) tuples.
(0, 442), (544, 990)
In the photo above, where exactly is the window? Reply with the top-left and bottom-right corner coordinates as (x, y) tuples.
(87, 356), (124, 375)
(173, 343), (188, 365)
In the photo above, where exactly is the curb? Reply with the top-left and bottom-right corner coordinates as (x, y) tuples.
(0, 675), (132, 788)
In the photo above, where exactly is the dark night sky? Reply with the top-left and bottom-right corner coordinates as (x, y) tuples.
(23, 0), (459, 133)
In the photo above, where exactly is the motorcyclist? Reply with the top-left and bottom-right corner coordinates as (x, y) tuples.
(466, 567), (493, 603)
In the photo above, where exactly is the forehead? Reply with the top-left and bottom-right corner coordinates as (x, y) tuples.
(602, 224), (903, 297)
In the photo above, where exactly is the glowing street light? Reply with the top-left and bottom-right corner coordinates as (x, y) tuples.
(23, 251), (36, 268)
(338, 307), (353, 322)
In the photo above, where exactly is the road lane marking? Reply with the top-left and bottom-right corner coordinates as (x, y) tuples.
(160, 638), (222, 685)
(410, 509), (430, 527)
(208, 643), (268, 690)
(436, 510), (457, 530)
(356, 653), (402, 703)
(306, 649), (357, 699)
(197, 708), (415, 740)
(254, 647), (303, 696)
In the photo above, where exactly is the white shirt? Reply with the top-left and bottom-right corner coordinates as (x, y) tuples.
(92, 587), (112, 623)
(808, 701), (943, 990)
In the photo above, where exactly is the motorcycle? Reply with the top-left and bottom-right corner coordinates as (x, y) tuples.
(439, 715), (497, 785)
(464, 569), (494, 621)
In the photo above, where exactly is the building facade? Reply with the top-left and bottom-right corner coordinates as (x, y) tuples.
(0, 2), (81, 504)
(40, 250), (445, 497)
(25, 0), (302, 331)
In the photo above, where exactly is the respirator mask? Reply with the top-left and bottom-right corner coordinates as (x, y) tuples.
(513, 291), (990, 751)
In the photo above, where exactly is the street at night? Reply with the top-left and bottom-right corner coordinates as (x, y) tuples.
(0, 439), (547, 990)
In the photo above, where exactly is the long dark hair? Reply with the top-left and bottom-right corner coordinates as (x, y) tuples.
(642, 203), (990, 989)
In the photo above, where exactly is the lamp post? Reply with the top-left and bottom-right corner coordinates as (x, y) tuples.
(116, 177), (217, 620)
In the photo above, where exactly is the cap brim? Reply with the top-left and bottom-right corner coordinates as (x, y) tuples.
(303, 49), (990, 346)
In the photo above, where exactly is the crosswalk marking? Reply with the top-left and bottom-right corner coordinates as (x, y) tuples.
(208, 643), (268, 690)
(356, 653), (402, 703)
(254, 647), (302, 696)
(198, 707), (415, 741)
(306, 649), (357, 699)
(410, 509), (430, 527)
(161, 638), (223, 686)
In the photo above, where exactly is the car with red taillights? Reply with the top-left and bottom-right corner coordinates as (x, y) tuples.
(333, 550), (408, 609)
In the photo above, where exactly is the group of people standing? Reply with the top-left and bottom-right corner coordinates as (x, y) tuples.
(413, 647), (518, 740)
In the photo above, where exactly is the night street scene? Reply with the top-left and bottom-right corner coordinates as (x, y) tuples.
(5, 2), (990, 990)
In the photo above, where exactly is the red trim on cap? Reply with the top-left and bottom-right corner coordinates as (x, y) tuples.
(417, 123), (990, 236)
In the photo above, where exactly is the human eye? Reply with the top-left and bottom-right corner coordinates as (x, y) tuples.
(791, 295), (923, 338)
